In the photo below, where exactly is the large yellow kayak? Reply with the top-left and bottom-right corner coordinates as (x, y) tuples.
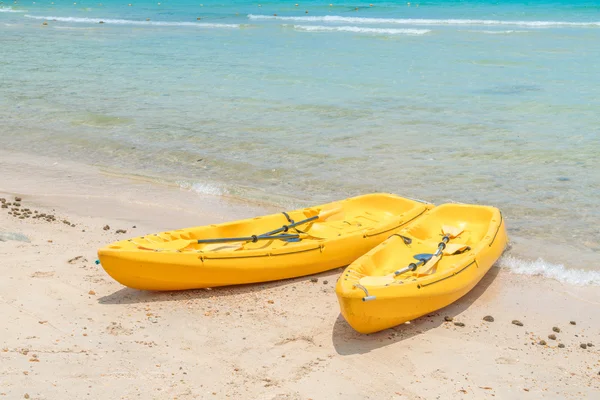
(336, 203), (507, 334)
(98, 193), (432, 290)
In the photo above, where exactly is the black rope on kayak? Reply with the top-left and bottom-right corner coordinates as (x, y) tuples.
(282, 212), (294, 225)
(280, 212), (293, 232)
(281, 211), (307, 234)
(251, 235), (258, 243)
(390, 234), (412, 245)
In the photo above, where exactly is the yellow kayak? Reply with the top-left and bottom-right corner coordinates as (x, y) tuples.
(98, 193), (432, 290)
(335, 203), (508, 334)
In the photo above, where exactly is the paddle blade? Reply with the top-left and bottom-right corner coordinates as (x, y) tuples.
(442, 225), (463, 239)
(443, 243), (470, 255)
(136, 239), (193, 251)
(360, 275), (395, 287)
(317, 206), (344, 222)
(414, 253), (433, 263)
(419, 253), (442, 275)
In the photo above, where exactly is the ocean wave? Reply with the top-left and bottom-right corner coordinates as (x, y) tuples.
(499, 255), (600, 286)
(249, 14), (600, 27)
(292, 25), (430, 35)
(0, 7), (25, 13)
(24, 15), (239, 28)
(478, 30), (530, 34)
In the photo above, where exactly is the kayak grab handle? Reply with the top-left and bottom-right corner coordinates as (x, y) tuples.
(353, 283), (376, 302)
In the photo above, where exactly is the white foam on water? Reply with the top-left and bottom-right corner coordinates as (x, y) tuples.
(478, 30), (530, 34)
(249, 14), (600, 27)
(0, 7), (25, 12)
(53, 26), (95, 30)
(179, 181), (227, 197)
(292, 24), (430, 35)
(24, 15), (239, 28)
(499, 255), (600, 286)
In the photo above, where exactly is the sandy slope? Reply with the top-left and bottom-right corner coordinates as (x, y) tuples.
(1, 152), (598, 399)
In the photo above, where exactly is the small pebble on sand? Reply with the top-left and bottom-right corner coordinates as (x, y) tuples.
(570, 321), (576, 325)
(116, 229), (127, 234)
(558, 343), (565, 348)
(538, 340), (546, 346)
(88, 290), (96, 295)
(552, 326), (560, 333)
(15, 197), (22, 202)
(454, 322), (465, 327)
(310, 278), (318, 283)
(580, 343), (587, 349)
(483, 315), (494, 322)
(444, 316), (453, 322)
(103, 225), (110, 230)
(323, 280), (328, 285)
(512, 320), (523, 326)
(548, 334), (556, 340)
(587, 342), (593, 347)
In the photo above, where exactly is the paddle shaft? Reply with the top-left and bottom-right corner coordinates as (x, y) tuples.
(392, 234), (451, 276)
(194, 208), (337, 245)
(259, 214), (319, 237)
(417, 234), (452, 274)
(196, 233), (300, 244)
(432, 235), (450, 256)
(393, 257), (429, 276)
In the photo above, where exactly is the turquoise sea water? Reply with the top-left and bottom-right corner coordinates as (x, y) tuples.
(1, 1), (599, 280)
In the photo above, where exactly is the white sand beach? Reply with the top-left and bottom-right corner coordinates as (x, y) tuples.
(1, 151), (599, 399)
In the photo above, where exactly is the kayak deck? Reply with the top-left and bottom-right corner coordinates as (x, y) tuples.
(98, 193), (433, 290)
(336, 203), (508, 334)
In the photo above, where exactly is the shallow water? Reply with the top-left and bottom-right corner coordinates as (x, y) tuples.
(1, 1), (599, 278)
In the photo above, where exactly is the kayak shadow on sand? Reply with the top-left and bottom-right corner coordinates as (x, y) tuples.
(98, 279), (301, 305)
(97, 269), (343, 305)
(331, 266), (500, 356)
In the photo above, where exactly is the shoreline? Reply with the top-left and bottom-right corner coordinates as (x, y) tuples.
(1, 150), (599, 398)
(0, 149), (277, 231)
(2, 147), (599, 275)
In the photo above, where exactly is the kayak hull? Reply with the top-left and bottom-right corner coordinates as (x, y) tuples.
(98, 193), (433, 290)
(336, 203), (508, 334)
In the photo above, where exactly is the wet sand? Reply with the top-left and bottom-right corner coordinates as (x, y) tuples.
(1, 152), (599, 399)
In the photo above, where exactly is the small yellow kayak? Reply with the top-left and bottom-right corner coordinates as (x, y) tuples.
(98, 193), (432, 290)
(336, 203), (508, 334)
